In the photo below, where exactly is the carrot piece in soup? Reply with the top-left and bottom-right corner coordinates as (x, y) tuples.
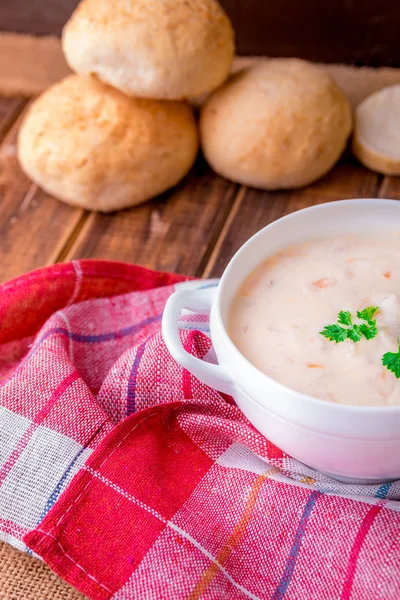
(307, 363), (324, 369)
(312, 277), (334, 289)
(383, 271), (392, 279)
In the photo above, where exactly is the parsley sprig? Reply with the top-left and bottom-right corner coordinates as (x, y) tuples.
(320, 306), (379, 344)
(320, 305), (400, 379)
(382, 343), (400, 379)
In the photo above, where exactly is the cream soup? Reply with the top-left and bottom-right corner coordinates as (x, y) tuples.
(228, 234), (400, 406)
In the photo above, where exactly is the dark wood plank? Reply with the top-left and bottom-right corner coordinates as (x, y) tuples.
(378, 175), (400, 199)
(204, 164), (380, 278)
(0, 0), (76, 37)
(0, 97), (25, 142)
(1, 0), (400, 66)
(220, 0), (400, 65)
(65, 159), (238, 277)
(0, 111), (85, 283)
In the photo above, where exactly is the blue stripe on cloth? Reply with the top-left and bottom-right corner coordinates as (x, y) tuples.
(24, 447), (89, 555)
(39, 313), (162, 345)
(36, 445), (88, 525)
(375, 482), (393, 499)
(126, 342), (147, 416)
(7, 314), (163, 389)
(25, 446), (89, 555)
(272, 490), (321, 600)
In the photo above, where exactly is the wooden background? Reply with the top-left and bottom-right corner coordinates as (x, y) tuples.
(0, 0), (399, 66)
(0, 93), (399, 286)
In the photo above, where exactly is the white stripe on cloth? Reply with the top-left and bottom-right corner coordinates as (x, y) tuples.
(0, 427), (90, 530)
(0, 407), (31, 465)
(67, 261), (83, 306)
(0, 531), (27, 553)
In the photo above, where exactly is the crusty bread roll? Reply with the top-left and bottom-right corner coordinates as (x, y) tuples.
(62, 0), (235, 101)
(200, 59), (353, 190)
(352, 85), (400, 175)
(18, 75), (199, 212)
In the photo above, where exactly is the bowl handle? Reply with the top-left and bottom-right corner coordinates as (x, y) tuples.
(162, 287), (234, 395)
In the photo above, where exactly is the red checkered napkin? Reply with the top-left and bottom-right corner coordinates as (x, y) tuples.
(1, 261), (400, 599)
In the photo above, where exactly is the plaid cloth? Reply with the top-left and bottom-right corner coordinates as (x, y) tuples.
(1, 260), (400, 599)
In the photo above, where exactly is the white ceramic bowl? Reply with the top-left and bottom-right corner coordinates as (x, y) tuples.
(162, 199), (400, 483)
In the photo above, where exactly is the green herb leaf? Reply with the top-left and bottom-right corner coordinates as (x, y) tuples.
(338, 311), (353, 326)
(320, 324), (348, 343)
(382, 344), (400, 379)
(359, 322), (378, 340)
(346, 325), (362, 342)
(320, 305), (379, 344)
(357, 306), (379, 323)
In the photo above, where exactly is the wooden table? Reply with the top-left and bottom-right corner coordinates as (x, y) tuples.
(0, 92), (400, 599)
(1, 95), (400, 286)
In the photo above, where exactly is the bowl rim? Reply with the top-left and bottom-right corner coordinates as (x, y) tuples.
(215, 197), (400, 415)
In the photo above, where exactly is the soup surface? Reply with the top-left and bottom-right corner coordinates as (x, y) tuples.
(228, 234), (400, 406)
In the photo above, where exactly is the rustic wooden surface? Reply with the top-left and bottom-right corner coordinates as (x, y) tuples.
(0, 98), (399, 285)
(0, 91), (400, 600)
(1, 0), (400, 66)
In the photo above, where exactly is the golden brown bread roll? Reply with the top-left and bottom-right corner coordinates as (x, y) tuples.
(62, 0), (235, 100)
(18, 75), (199, 212)
(352, 85), (400, 175)
(200, 59), (353, 190)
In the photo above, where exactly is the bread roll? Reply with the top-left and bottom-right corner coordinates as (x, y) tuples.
(352, 85), (400, 175)
(200, 59), (353, 190)
(18, 75), (199, 212)
(62, 0), (235, 101)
